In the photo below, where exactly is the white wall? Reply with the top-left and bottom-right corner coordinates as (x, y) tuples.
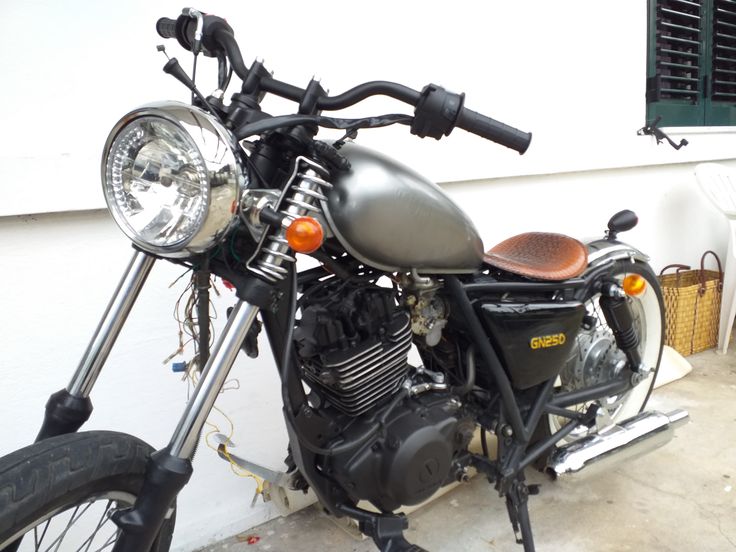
(450, 161), (735, 273)
(3, 0), (736, 217)
(2, 1), (736, 550)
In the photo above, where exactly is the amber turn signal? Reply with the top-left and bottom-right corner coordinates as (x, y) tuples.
(623, 274), (647, 296)
(286, 216), (324, 254)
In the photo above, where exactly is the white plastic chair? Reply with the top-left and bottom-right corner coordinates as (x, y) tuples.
(694, 162), (736, 354)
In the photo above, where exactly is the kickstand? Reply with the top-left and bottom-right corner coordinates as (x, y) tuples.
(504, 477), (537, 552)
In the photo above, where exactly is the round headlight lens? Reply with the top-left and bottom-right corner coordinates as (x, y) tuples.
(104, 116), (209, 250)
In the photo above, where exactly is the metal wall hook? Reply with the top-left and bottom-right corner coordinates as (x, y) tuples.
(637, 116), (689, 150)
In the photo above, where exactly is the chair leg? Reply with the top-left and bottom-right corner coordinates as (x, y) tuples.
(717, 221), (736, 354)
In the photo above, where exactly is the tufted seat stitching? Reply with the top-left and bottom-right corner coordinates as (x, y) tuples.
(483, 232), (588, 281)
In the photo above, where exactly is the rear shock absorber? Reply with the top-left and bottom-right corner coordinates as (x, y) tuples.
(599, 283), (644, 374)
(246, 156), (332, 282)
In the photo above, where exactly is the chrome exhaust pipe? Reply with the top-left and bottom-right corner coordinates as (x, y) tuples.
(547, 409), (689, 478)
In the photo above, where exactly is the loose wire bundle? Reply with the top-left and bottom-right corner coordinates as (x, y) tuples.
(164, 270), (265, 501)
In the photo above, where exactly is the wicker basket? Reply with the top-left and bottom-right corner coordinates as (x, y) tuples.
(658, 251), (723, 356)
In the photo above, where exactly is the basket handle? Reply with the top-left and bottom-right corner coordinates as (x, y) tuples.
(699, 250), (723, 294)
(660, 264), (691, 284)
(660, 264), (691, 275)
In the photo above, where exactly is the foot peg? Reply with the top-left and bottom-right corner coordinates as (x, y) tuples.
(336, 504), (428, 552)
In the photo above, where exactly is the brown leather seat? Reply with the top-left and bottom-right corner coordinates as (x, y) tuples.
(483, 232), (588, 281)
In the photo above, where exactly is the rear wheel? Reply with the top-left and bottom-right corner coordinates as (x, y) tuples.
(0, 431), (175, 552)
(541, 261), (664, 452)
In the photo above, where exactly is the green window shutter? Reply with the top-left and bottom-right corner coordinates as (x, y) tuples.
(647, 0), (736, 126)
(647, 0), (705, 126)
(706, 0), (736, 123)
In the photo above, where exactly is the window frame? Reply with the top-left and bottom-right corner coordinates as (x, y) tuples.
(647, 0), (736, 127)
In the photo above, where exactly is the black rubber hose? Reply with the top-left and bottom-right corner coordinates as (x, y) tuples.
(233, 113), (412, 141)
(211, 28), (249, 79)
(451, 345), (476, 396)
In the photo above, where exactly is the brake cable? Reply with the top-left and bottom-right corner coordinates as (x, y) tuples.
(234, 113), (413, 141)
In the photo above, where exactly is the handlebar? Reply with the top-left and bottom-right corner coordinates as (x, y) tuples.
(156, 17), (178, 40)
(456, 108), (532, 154)
(156, 12), (532, 154)
(317, 82), (421, 111)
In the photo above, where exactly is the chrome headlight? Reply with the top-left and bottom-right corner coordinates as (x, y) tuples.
(102, 102), (245, 257)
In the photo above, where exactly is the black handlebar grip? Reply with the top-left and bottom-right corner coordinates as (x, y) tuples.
(156, 17), (178, 39)
(456, 107), (532, 154)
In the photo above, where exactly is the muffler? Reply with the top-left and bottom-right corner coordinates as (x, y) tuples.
(547, 409), (689, 478)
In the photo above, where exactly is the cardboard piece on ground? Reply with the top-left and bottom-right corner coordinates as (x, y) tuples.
(655, 345), (693, 388)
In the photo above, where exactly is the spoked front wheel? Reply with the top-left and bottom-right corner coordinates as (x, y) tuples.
(0, 431), (175, 552)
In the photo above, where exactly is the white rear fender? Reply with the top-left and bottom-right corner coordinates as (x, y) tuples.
(584, 238), (650, 274)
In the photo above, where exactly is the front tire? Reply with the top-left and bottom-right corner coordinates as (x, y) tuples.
(0, 431), (175, 551)
(540, 260), (664, 455)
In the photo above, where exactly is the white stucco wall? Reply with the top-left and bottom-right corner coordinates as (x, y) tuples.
(449, 161), (734, 273)
(1, 1), (735, 550)
(3, 0), (735, 217)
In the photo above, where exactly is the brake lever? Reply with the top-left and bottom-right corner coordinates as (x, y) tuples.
(637, 116), (688, 150)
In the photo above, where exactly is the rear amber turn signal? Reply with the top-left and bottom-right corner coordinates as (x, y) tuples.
(286, 216), (324, 254)
(623, 274), (647, 296)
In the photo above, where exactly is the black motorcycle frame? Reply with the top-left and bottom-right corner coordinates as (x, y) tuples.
(31, 241), (641, 552)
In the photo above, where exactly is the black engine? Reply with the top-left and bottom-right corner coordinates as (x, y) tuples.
(328, 393), (474, 511)
(294, 282), (412, 416)
(294, 279), (474, 511)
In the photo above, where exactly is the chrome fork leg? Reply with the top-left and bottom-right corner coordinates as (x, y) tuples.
(168, 300), (260, 459)
(36, 250), (155, 442)
(67, 250), (156, 397)
(112, 300), (260, 552)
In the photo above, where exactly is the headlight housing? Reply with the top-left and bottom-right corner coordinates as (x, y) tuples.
(102, 102), (245, 257)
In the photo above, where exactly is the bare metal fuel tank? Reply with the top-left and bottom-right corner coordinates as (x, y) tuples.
(322, 143), (484, 273)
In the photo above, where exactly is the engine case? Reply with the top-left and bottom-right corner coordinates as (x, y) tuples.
(328, 394), (474, 512)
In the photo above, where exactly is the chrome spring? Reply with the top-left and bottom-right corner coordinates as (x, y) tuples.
(248, 157), (332, 282)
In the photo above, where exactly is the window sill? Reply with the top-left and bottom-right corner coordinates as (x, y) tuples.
(660, 126), (736, 135)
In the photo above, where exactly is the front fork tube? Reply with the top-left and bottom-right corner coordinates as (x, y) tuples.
(36, 250), (156, 441)
(111, 300), (261, 551)
(33, 248), (263, 549)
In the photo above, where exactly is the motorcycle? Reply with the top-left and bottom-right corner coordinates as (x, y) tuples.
(0, 8), (689, 552)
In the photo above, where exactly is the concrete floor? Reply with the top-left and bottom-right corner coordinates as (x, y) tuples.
(199, 349), (736, 552)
